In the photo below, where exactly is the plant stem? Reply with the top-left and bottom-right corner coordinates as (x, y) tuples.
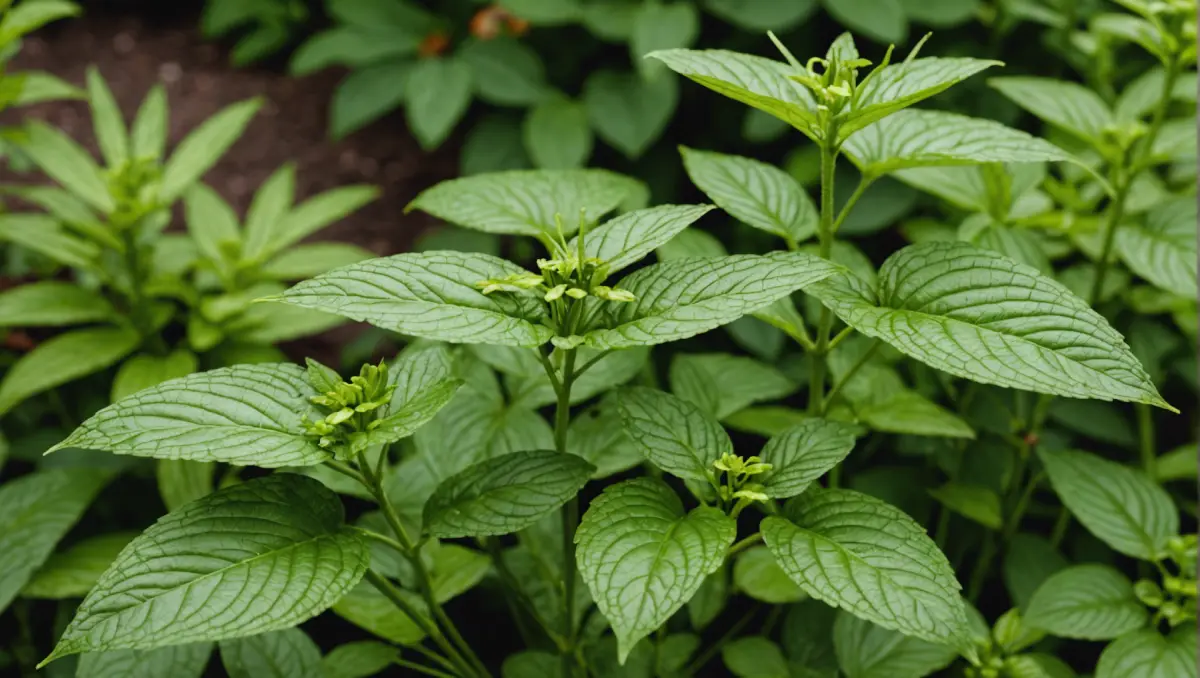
(727, 532), (763, 557)
(1049, 507), (1071, 548)
(1003, 471), (1043, 543)
(551, 348), (585, 678)
(967, 530), (996, 603)
(821, 339), (880, 414)
(1137, 404), (1156, 478)
(683, 606), (759, 676)
(394, 658), (458, 678)
(808, 140), (839, 414)
(363, 570), (467, 676)
(830, 175), (873, 236)
(485, 537), (558, 644)
(323, 459), (366, 484)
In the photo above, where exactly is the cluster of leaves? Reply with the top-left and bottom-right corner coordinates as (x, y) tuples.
(201, 0), (311, 66)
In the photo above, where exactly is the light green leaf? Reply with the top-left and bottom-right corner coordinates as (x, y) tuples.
(112, 349), (199, 402)
(733, 547), (806, 604)
(0, 212), (101, 269)
(1117, 195), (1197, 298)
(723, 636), (790, 677)
(333, 581), (427, 645)
(928, 483), (1002, 530)
(160, 98), (262, 202)
(704, 0), (816, 31)
(242, 163), (296, 261)
(857, 391), (976, 439)
(330, 61), (410, 139)
(0, 281), (114, 327)
(0, 0), (79, 39)
(76, 643), (212, 678)
(1156, 444), (1198, 483)
(220, 628), (322, 678)
(405, 56), (473, 150)
(833, 612), (958, 678)
(461, 37), (548, 107)
(85, 68), (129, 168)
(183, 183), (241, 267)
(1025, 565), (1148, 640)
(0, 468), (112, 612)
(656, 227), (728, 260)
(408, 168), (642, 238)
(617, 386), (731, 480)
(423, 450), (593, 538)
(21, 532), (136, 600)
(989, 77), (1113, 145)
(670, 352), (797, 419)
(524, 97), (593, 169)
(1096, 624), (1196, 678)
(824, 0), (907, 44)
(762, 489), (968, 644)
(576, 477), (737, 662)
(321, 641), (397, 678)
(131, 85), (168, 162)
(268, 186), (379, 257)
(842, 110), (1074, 176)
(758, 419), (858, 499)
(567, 204), (714, 274)
(51, 363), (327, 467)
(20, 121), (114, 213)
(807, 241), (1171, 409)
(13, 71), (85, 105)
(274, 251), (551, 346)
(156, 458), (214, 513)
(429, 543), (491, 603)
(631, 1), (699, 78)
(44, 474), (369, 662)
(261, 242), (375, 280)
(0, 325), (139, 416)
(583, 252), (841, 349)
(1038, 448), (1178, 561)
(680, 146), (816, 244)
(583, 69), (679, 158)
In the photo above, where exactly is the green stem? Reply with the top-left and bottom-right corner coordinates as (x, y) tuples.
(830, 175), (874, 236)
(808, 140), (839, 414)
(394, 658), (457, 678)
(683, 606), (759, 676)
(323, 459), (366, 485)
(485, 537), (558, 644)
(1137, 404), (1156, 479)
(1003, 471), (1043, 543)
(363, 570), (466, 676)
(1049, 507), (1071, 548)
(967, 531), (996, 603)
(821, 339), (880, 414)
(727, 533), (763, 557)
(552, 348), (585, 678)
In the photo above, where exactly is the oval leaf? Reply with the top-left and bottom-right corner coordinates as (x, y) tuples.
(76, 643), (212, 678)
(617, 386), (732, 481)
(1025, 565), (1148, 640)
(1117, 195), (1197, 298)
(220, 628), (323, 678)
(1095, 625), (1196, 678)
(566, 204), (715, 275)
(758, 419), (858, 498)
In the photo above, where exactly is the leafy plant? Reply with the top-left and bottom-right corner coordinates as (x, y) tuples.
(201, 0), (311, 66)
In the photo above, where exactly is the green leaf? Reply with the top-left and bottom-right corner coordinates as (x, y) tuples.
(762, 489), (968, 644)
(270, 186), (379, 258)
(758, 419), (858, 499)
(405, 56), (473, 150)
(160, 98), (262, 202)
(568, 397), (644, 479)
(85, 68), (129, 168)
(460, 37), (548, 107)
(261, 242), (376, 280)
(842, 110), (1074, 176)
(631, 1), (699, 78)
(733, 547), (806, 604)
(833, 612), (958, 678)
(704, 0), (816, 31)
(21, 532), (136, 600)
(1038, 448), (1178, 561)
(575, 477), (737, 662)
(566, 204), (714, 274)
(184, 183), (241, 267)
(524, 98), (593, 169)
(13, 70), (85, 105)
(899, 0), (979, 26)
(823, 0), (907, 44)
(321, 641), (397, 678)
(44, 475), (369, 662)
(0, 281), (114, 327)
(131, 85), (168, 162)
(333, 581), (428, 645)
(157, 459), (214, 513)
(76, 644), (212, 678)
(583, 69), (679, 158)
(423, 450), (594, 538)
(429, 543), (491, 602)
(330, 61), (410, 139)
(1025, 565), (1148, 640)
(408, 168), (642, 238)
(1156, 444), (1198, 483)
(617, 386), (731, 480)
(0, 469), (112, 612)
(20, 121), (114, 213)
(680, 146), (816, 244)
(583, 252), (840, 349)
(499, 0), (581, 24)
(220, 628), (323, 678)
(989, 77), (1114, 145)
(111, 349), (198, 402)
(273, 251), (553, 346)
(656, 227), (728, 260)
(928, 483), (1002, 530)
(1004, 534), (1068, 612)
(0, 213), (101, 269)
(670, 351), (797, 419)
(242, 163), (296, 261)
(1117, 195), (1197, 298)
(857, 391), (976, 439)
(0, 325), (139, 416)
(0, 0), (79, 38)
(807, 241), (1171, 409)
(722, 636), (790, 677)
(503, 651), (559, 678)
(51, 363), (327, 467)
(1095, 624), (1197, 678)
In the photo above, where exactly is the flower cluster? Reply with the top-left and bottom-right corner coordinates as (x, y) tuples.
(1134, 534), (1198, 627)
(302, 360), (395, 460)
(710, 452), (773, 517)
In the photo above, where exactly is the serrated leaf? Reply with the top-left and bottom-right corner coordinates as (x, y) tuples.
(220, 628), (323, 678)
(408, 168), (641, 238)
(617, 386), (732, 480)
(51, 363), (327, 467)
(566, 204), (714, 274)
(76, 643), (212, 678)
(842, 110), (1074, 176)
(989, 77), (1113, 145)
(0, 325), (140, 417)
(1095, 624), (1196, 678)
(0, 468), (112, 613)
(1117, 195), (1197, 298)
(21, 531), (136, 599)
(575, 477), (737, 662)
(733, 547), (806, 604)
(321, 641), (397, 678)
(0, 281), (114, 327)
(160, 98), (262, 202)
(1025, 565), (1148, 640)
(762, 488), (968, 644)
(274, 251), (553, 346)
(857, 391), (975, 439)
(44, 474), (368, 662)
(928, 483), (1002, 530)
(583, 252), (840, 349)
(423, 450), (593, 538)
(807, 241), (1170, 409)
(1038, 448), (1178, 561)
(404, 57), (473, 150)
(670, 352), (797, 419)
(754, 419), (857, 499)
(833, 612), (958, 678)
(680, 146), (816, 244)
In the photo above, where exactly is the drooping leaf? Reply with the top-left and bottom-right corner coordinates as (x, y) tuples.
(76, 643), (212, 678)
(220, 628), (323, 678)
(617, 386), (732, 480)
(762, 488), (968, 644)
(0, 281), (115, 327)
(833, 612), (958, 678)
(1117, 195), (1197, 298)
(50, 363), (327, 468)
(1025, 565), (1148, 640)
(566, 204), (715, 274)
(1038, 448), (1178, 561)
(21, 531), (136, 600)
(757, 419), (857, 499)
(44, 474), (369, 662)
(670, 352), (797, 419)
(575, 477), (737, 662)
(0, 326), (140, 417)
(989, 77), (1114, 145)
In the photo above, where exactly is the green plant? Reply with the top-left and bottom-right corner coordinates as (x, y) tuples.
(201, 0), (311, 66)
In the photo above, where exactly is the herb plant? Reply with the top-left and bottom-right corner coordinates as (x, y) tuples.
(201, 0), (311, 66)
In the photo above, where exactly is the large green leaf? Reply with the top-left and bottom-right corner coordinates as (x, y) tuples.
(617, 386), (732, 481)
(51, 363), (327, 468)
(44, 474), (369, 662)
(332, 581), (427, 645)
(0, 468), (112, 612)
(1038, 448), (1178, 561)
(758, 419), (858, 498)
(669, 352), (796, 419)
(566, 204), (714, 274)
(583, 252), (840, 349)
(76, 643), (212, 678)
(0, 325), (140, 416)
(680, 146), (816, 244)
(220, 628), (323, 678)
(842, 110), (1074, 176)
(524, 97), (593, 169)
(1096, 625), (1197, 678)
(989, 77), (1113, 145)
(408, 168), (642, 238)
(807, 241), (1170, 409)
(423, 450), (593, 538)
(22, 531), (136, 599)
(1117, 195), (1197, 298)
(762, 489), (968, 644)
(160, 98), (262, 202)
(576, 478), (737, 662)
(273, 251), (553, 346)
(833, 612), (958, 678)
(1025, 565), (1148, 640)
(0, 281), (115, 327)
(404, 56), (473, 150)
